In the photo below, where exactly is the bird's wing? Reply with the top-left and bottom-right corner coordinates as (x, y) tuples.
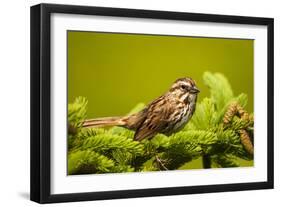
(134, 96), (173, 141)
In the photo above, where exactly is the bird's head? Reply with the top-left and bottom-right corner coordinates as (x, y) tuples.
(169, 77), (200, 102)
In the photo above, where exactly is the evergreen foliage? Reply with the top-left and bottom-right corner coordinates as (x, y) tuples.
(67, 72), (254, 174)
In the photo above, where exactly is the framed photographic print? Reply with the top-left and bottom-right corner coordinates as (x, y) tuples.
(30, 3), (274, 203)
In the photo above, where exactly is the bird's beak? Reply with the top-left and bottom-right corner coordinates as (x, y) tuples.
(190, 86), (200, 94)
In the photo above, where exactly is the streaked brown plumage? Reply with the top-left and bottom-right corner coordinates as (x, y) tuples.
(83, 77), (200, 141)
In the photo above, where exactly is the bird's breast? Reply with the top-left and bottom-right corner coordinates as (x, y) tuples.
(171, 102), (190, 132)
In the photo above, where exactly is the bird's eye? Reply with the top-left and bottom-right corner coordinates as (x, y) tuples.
(181, 85), (187, 90)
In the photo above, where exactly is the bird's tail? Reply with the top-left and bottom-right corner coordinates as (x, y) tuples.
(82, 116), (127, 128)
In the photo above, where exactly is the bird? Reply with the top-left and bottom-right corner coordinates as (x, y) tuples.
(83, 77), (200, 141)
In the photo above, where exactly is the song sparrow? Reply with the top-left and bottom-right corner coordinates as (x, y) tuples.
(83, 77), (200, 141)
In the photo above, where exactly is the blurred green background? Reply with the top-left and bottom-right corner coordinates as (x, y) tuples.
(68, 31), (254, 168)
(68, 31), (253, 117)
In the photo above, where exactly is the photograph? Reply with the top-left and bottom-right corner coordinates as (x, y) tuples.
(30, 3), (273, 203)
(67, 31), (254, 175)
(0, 0), (278, 206)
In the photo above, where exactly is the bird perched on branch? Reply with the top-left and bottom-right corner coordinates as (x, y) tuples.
(83, 77), (200, 141)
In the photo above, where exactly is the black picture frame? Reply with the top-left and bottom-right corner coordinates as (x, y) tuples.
(30, 3), (274, 204)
